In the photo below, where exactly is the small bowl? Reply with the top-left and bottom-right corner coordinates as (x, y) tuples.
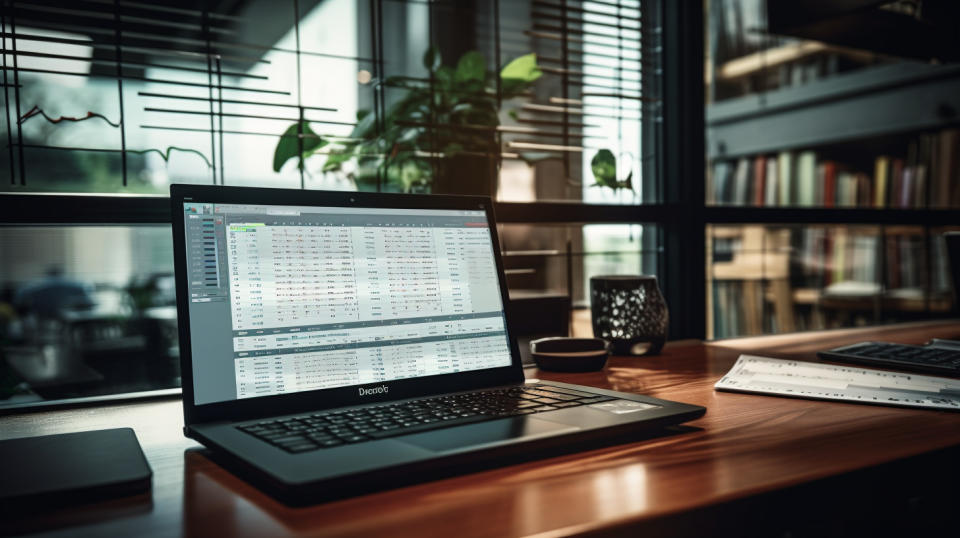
(530, 337), (610, 372)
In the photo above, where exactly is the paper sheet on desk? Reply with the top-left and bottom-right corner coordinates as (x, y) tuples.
(715, 355), (960, 411)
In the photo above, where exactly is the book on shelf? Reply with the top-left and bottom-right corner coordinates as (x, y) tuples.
(901, 166), (914, 208)
(831, 228), (847, 285)
(710, 160), (728, 205)
(764, 157), (778, 206)
(933, 235), (952, 295)
(935, 129), (959, 208)
(835, 171), (851, 207)
(796, 151), (816, 206)
(890, 158), (904, 208)
(778, 152), (793, 206)
(821, 161), (835, 208)
(857, 173), (872, 207)
(733, 158), (750, 206)
(753, 156), (766, 206)
(711, 280), (757, 338)
(709, 129), (960, 207)
(874, 156), (888, 208)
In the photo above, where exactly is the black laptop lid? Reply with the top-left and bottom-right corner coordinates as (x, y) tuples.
(171, 185), (524, 426)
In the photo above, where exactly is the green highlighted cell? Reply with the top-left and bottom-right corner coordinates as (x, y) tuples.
(229, 223), (266, 232)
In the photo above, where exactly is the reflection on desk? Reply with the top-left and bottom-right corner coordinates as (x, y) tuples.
(1, 320), (959, 537)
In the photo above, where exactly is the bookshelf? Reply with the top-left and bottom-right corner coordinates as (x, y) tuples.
(707, 222), (957, 339)
(707, 225), (794, 338)
(705, 0), (960, 340)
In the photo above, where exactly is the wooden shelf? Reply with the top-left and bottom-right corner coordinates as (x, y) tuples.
(704, 206), (960, 225)
(716, 41), (874, 81)
(707, 63), (960, 159)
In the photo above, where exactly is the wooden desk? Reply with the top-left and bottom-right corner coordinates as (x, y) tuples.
(4, 321), (960, 537)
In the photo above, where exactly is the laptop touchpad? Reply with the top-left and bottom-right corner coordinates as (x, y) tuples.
(398, 417), (578, 453)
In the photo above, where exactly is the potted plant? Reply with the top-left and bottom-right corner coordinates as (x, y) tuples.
(273, 49), (542, 194)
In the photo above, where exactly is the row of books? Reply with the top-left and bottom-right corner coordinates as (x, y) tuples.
(711, 281), (760, 339)
(792, 228), (935, 290)
(710, 279), (823, 338)
(707, 129), (960, 208)
(711, 227), (954, 339)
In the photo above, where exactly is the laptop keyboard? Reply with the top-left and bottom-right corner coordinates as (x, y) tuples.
(238, 384), (615, 454)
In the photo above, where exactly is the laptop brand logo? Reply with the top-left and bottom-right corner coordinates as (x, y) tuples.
(359, 385), (388, 397)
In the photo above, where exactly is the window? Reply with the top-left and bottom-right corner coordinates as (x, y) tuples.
(0, 226), (178, 405)
(1, 0), (668, 408)
(704, 0), (960, 338)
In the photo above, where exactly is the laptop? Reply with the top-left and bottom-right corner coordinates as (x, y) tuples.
(170, 184), (705, 505)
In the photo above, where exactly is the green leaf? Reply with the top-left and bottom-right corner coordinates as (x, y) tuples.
(455, 51), (486, 84)
(351, 108), (378, 139)
(399, 159), (427, 192)
(590, 149), (617, 188)
(273, 123), (301, 172)
(273, 121), (325, 172)
(397, 127), (422, 146)
(322, 149), (353, 172)
(450, 102), (474, 115)
(501, 53), (541, 81)
(500, 53), (542, 94)
(423, 47), (442, 72)
(455, 99), (498, 126)
(435, 65), (454, 89)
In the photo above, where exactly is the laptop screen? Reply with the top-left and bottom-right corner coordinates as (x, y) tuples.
(182, 201), (512, 405)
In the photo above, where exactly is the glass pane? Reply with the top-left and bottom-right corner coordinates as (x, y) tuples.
(497, 0), (658, 205)
(0, 226), (178, 408)
(0, 1), (364, 194)
(0, 0), (661, 205)
(499, 223), (658, 337)
(704, 1), (960, 209)
(707, 224), (955, 339)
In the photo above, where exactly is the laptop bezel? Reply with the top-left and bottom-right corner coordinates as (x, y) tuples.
(171, 184), (525, 427)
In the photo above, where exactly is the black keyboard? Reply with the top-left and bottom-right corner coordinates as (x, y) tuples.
(238, 384), (615, 454)
(818, 341), (960, 377)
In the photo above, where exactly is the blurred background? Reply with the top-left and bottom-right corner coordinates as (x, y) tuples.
(0, 0), (658, 407)
(1, 0), (958, 407)
(705, 0), (959, 338)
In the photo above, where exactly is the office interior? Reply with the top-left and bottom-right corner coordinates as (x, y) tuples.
(1, 0), (959, 536)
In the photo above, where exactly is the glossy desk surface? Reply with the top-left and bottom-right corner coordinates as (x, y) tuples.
(3, 321), (960, 537)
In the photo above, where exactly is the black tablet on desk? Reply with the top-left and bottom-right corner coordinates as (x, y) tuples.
(0, 428), (152, 512)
